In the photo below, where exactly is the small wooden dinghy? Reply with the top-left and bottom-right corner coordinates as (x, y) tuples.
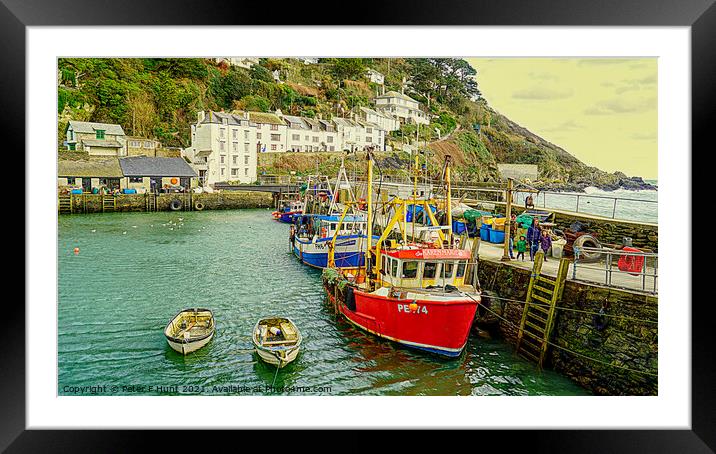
(164, 308), (215, 355)
(252, 317), (302, 368)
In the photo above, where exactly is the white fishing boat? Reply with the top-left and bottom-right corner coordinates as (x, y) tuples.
(164, 308), (215, 355)
(252, 317), (302, 368)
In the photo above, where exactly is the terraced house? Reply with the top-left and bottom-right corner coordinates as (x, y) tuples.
(64, 120), (127, 157)
(374, 90), (430, 126)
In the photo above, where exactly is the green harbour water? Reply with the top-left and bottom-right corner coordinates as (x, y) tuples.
(58, 209), (588, 396)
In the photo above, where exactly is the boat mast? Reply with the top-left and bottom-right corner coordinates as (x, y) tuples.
(446, 155), (453, 247)
(366, 151), (373, 285)
(412, 152), (418, 243)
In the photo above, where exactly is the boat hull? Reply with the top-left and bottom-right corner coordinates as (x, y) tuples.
(166, 330), (214, 355)
(324, 278), (478, 357)
(254, 345), (300, 368)
(292, 235), (366, 269)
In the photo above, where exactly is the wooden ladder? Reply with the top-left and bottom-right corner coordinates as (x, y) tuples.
(102, 194), (116, 213)
(516, 252), (570, 367)
(58, 194), (73, 214)
(146, 193), (157, 212)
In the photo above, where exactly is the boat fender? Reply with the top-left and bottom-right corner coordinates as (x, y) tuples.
(194, 202), (205, 211)
(345, 286), (356, 312)
(170, 199), (183, 211)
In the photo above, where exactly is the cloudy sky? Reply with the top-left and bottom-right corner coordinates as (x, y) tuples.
(466, 58), (657, 179)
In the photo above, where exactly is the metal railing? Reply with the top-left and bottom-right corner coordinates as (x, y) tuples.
(513, 190), (657, 222)
(572, 246), (658, 294)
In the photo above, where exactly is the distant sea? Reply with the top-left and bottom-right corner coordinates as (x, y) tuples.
(514, 180), (657, 224)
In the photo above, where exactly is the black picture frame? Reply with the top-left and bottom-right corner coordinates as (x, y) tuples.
(5, 0), (711, 450)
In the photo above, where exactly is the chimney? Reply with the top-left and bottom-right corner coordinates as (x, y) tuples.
(197, 111), (206, 123)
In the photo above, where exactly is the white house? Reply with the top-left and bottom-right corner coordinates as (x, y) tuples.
(358, 106), (401, 132)
(283, 115), (313, 152)
(375, 90), (430, 126)
(301, 117), (328, 152)
(214, 57), (259, 69)
(65, 121), (127, 157)
(249, 111), (287, 153)
(183, 111), (257, 186)
(355, 119), (385, 151)
(318, 119), (340, 152)
(366, 68), (385, 85)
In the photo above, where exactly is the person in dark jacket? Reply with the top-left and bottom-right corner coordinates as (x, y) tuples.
(508, 213), (517, 259)
(540, 230), (553, 261)
(526, 219), (541, 261)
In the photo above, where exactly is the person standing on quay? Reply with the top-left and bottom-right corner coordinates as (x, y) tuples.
(527, 218), (541, 261)
(540, 229), (552, 262)
(508, 213), (517, 259)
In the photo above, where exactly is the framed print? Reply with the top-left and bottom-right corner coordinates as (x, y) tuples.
(5, 0), (713, 450)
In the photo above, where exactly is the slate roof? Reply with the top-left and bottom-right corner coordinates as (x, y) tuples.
(119, 157), (197, 177)
(58, 157), (124, 178)
(283, 115), (309, 129)
(68, 121), (125, 136)
(376, 90), (419, 103)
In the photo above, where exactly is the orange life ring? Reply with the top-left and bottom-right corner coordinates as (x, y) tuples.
(321, 227), (327, 238)
(170, 178), (178, 185)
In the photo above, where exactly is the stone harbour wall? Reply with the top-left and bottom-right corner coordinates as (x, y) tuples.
(61, 191), (274, 213)
(476, 259), (658, 396)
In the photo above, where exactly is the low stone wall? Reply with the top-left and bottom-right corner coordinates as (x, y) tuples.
(61, 191), (273, 213)
(477, 259), (658, 396)
(492, 204), (658, 251)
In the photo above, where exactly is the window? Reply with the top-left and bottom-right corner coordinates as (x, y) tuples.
(219, 142), (225, 152)
(366, 127), (372, 133)
(456, 262), (467, 278)
(232, 156), (238, 165)
(403, 261), (418, 279)
(144, 141), (152, 148)
(244, 130), (249, 141)
(390, 258), (398, 277)
(271, 134), (280, 141)
(68, 129), (74, 141)
(244, 143), (249, 152)
(271, 144), (277, 151)
(305, 135), (309, 141)
(327, 136), (333, 143)
(221, 168), (225, 176)
(443, 263), (454, 279)
(232, 129), (238, 140)
(95, 130), (105, 139)
(292, 134), (300, 141)
(129, 176), (142, 183)
(423, 262), (437, 279)
(220, 155), (225, 164)
(313, 136), (319, 143)
(256, 133), (262, 139)
(244, 168), (248, 176)
(329, 146), (335, 151)
(367, 136), (373, 143)
(244, 156), (249, 165)
(220, 128), (225, 138)
(270, 124), (279, 131)
(231, 168), (238, 176)
(233, 142), (238, 152)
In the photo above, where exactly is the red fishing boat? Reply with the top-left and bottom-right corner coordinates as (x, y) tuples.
(322, 153), (481, 357)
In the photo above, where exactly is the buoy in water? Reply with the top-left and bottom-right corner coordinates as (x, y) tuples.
(73, 247), (80, 255)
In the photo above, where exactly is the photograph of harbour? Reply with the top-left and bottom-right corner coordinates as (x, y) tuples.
(57, 57), (657, 396)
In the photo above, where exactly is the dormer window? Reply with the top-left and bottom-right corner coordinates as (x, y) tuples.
(95, 130), (105, 139)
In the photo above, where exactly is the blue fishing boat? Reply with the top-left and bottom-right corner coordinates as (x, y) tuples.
(290, 214), (371, 269)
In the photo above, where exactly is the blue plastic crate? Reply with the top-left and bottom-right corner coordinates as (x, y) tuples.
(480, 224), (490, 241)
(489, 228), (505, 244)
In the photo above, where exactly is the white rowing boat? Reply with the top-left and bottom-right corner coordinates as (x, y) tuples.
(164, 308), (215, 355)
(252, 317), (302, 368)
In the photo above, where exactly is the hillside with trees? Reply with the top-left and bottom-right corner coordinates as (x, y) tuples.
(57, 57), (653, 191)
